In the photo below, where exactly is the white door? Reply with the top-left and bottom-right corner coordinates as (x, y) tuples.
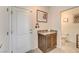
(0, 7), (10, 52)
(11, 7), (34, 53)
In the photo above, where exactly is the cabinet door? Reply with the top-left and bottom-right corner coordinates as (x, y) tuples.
(38, 34), (46, 52)
(38, 34), (42, 49)
(50, 33), (57, 48)
(46, 35), (51, 51)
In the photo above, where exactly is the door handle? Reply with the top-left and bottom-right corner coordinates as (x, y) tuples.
(7, 32), (9, 35)
(0, 44), (3, 48)
(30, 31), (32, 34)
(29, 29), (33, 34)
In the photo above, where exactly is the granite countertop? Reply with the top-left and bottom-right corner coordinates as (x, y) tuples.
(38, 30), (57, 35)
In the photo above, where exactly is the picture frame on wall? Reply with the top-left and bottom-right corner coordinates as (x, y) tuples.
(36, 10), (48, 23)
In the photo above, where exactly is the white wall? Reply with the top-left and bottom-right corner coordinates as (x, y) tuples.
(0, 7), (10, 52)
(48, 6), (74, 48)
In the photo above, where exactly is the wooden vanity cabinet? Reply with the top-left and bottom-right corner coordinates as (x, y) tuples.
(38, 32), (57, 53)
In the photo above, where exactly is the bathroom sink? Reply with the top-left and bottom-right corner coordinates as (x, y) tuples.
(38, 30), (57, 35)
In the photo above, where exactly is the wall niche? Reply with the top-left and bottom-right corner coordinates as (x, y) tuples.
(74, 14), (79, 23)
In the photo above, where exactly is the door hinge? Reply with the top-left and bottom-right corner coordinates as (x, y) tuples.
(7, 32), (9, 35)
(11, 11), (13, 14)
(11, 31), (13, 34)
(11, 51), (13, 53)
(6, 8), (9, 12)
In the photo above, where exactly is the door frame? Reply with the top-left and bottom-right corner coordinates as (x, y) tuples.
(60, 6), (77, 48)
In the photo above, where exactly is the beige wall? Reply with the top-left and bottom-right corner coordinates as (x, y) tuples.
(61, 7), (79, 44)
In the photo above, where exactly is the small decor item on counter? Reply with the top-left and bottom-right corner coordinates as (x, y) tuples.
(48, 29), (50, 32)
(36, 9), (48, 23)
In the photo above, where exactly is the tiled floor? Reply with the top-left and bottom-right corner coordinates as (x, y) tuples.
(28, 48), (67, 53)
(30, 39), (79, 53)
(61, 39), (79, 53)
